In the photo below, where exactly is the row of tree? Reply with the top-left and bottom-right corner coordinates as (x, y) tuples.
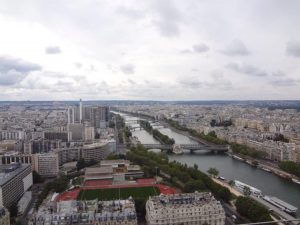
(165, 119), (227, 145)
(231, 143), (267, 159)
(36, 176), (69, 209)
(235, 196), (272, 222)
(152, 129), (175, 145)
(140, 120), (175, 145)
(127, 145), (231, 202)
(279, 160), (300, 178)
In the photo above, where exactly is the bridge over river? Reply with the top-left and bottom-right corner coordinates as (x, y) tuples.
(141, 143), (229, 153)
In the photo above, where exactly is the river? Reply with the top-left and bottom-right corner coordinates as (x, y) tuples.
(118, 112), (300, 217)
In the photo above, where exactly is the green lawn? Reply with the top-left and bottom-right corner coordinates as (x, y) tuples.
(78, 186), (160, 200)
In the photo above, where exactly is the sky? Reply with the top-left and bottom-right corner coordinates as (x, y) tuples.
(0, 0), (300, 101)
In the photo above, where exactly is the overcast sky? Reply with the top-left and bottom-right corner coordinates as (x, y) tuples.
(0, 0), (300, 101)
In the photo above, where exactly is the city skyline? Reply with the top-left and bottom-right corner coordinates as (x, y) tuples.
(0, 0), (300, 100)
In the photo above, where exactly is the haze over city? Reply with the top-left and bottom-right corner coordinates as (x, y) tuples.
(1, 0), (300, 101)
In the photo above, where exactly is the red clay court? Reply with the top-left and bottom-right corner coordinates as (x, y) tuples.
(158, 184), (177, 195)
(57, 188), (81, 201)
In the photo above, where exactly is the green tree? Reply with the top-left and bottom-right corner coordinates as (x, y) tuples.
(183, 180), (206, 193)
(279, 161), (300, 177)
(228, 180), (235, 187)
(207, 167), (219, 177)
(243, 186), (251, 197)
(235, 196), (271, 222)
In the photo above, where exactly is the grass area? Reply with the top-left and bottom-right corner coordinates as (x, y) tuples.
(77, 186), (160, 200)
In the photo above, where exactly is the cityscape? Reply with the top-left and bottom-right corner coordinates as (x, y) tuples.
(1, 0), (300, 225)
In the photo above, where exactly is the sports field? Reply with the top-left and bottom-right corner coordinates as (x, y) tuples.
(77, 186), (160, 200)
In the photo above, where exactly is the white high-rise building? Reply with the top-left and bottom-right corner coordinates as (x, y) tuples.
(79, 99), (83, 124)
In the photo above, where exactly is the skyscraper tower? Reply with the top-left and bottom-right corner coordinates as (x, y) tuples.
(79, 99), (83, 123)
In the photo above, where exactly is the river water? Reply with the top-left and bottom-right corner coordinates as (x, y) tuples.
(118, 113), (300, 217)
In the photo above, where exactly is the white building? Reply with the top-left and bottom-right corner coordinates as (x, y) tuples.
(33, 153), (59, 177)
(146, 192), (225, 225)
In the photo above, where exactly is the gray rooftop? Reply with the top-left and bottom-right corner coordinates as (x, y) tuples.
(0, 163), (31, 186)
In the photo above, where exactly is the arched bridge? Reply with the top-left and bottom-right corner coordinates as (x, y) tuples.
(141, 143), (229, 153)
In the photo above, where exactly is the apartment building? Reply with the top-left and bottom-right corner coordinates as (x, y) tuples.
(146, 192), (225, 225)
(0, 164), (32, 208)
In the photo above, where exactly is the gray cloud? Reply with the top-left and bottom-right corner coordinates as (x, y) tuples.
(116, 6), (145, 19)
(180, 43), (209, 54)
(0, 56), (42, 86)
(120, 64), (135, 75)
(286, 41), (300, 58)
(226, 62), (267, 77)
(192, 44), (210, 53)
(151, 0), (182, 37)
(45, 46), (62, 54)
(272, 71), (286, 77)
(179, 78), (203, 88)
(221, 40), (250, 56)
(269, 78), (300, 87)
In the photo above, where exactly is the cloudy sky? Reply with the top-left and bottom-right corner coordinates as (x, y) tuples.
(0, 0), (300, 100)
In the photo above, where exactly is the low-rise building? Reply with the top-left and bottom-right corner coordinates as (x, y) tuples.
(146, 192), (225, 225)
(30, 199), (137, 225)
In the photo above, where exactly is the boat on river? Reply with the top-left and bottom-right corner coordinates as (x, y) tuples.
(234, 180), (263, 197)
(263, 195), (298, 215)
(261, 167), (272, 173)
(232, 155), (244, 161)
(292, 178), (300, 185)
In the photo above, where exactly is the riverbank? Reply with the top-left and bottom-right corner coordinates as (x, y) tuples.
(228, 152), (300, 184)
(212, 177), (296, 224)
(161, 116), (300, 184)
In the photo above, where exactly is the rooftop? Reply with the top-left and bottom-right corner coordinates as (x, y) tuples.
(0, 163), (31, 186)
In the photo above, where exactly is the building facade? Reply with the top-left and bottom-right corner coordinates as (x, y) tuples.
(33, 153), (59, 177)
(0, 164), (32, 208)
(146, 192), (225, 225)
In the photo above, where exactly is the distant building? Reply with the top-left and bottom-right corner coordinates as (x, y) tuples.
(30, 199), (137, 225)
(0, 207), (10, 225)
(84, 126), (95, 141)
(0, 164), (32, 208)
(0, 130), (24, 141)
(81, 142), (110, 162)
(23, 139), (61, 154)
(67, 123), (84, 141)
(90, 106), (109, 129)
(43, 131), (71, 142)
(32, 153), (59, 177)
(146, 192), (225, 225)
(0, 152), (32, 165)
(67, 107), (76, 124)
